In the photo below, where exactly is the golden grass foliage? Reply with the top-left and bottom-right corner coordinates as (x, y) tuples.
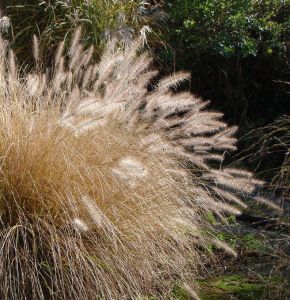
(0, 30), (264, 299)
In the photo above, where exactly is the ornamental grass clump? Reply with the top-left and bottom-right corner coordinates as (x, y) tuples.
(238, 115), (290, 206)
(0, 30), (265, 299)
(0, 0), (165, 65)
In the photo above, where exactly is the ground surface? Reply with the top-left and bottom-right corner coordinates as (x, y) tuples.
(176, 199), (290, 300)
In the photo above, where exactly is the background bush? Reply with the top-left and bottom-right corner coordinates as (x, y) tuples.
(160, 0), (289, 129)
(0, 0), (165, 65)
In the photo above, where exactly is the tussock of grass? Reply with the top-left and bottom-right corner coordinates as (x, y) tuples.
(0, 30), (266, 299)
(0, 0), (165, 65)
(237, 115), (290, 209)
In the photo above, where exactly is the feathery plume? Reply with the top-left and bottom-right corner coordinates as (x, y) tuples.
(212, 239), (237, 257)
(33, 35), (40, 63)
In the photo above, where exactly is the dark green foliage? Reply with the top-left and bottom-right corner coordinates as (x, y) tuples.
(161, 0), (289, 127)
(167, 0), (288, 58)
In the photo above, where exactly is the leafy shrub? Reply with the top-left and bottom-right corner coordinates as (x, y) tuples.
(161, 0), (289, 126)
(167, 0), (288, 58)
(0, 29), (267, 299)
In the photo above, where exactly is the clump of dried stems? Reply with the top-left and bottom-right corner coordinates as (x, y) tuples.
(238, 116), (289, 207)
(0, 29), (266, 299)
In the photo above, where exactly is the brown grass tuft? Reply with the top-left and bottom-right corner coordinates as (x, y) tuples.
(0, 31), (265, 299)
